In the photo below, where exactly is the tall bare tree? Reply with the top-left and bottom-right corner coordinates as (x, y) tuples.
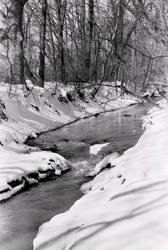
(55, 0), (67, 82)
(39, 0), (47, 87)
(0, 0), (28, 85)
(87, 0), (94, 75)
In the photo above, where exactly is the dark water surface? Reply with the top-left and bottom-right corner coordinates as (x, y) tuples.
(0, 103), (153, 250)
(28, 103), (151, 160)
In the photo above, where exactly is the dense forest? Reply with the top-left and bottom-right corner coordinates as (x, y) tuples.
(0, 0), (168, 95)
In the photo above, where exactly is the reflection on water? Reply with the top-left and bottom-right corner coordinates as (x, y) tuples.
(29, 104), (150, 160)
(0, 103), (153, 250)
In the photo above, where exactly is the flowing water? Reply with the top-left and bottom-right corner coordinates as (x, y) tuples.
(0, 103), (153, 250)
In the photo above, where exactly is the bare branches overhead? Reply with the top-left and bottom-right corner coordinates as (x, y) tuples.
(0, 0), (167, 92)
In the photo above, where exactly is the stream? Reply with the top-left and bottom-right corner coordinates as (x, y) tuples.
(0, 103), (153, 250)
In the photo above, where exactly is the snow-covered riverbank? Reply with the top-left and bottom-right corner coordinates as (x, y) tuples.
(33, 99), (168, 250)
(0, 82), (136, 201)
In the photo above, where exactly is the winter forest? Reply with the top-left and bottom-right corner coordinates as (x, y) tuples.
(1, 1), (168, 250)
(0, 0), (168, 92)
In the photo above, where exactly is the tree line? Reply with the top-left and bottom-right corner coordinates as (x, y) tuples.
(0, 0), (168, 94)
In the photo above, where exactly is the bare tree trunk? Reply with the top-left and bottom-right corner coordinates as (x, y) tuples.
(39, 0), (47, 87)
(55, 0), (67, 83)
(1, 0), (28, 85)
(24, 57), (38, 85)
(48, 8), (57, 80)
(86, 0), (94, 75)
(114, 0), (124, 95)
(142, 58), (152, 91)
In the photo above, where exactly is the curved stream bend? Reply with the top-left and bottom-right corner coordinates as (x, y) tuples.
(0, 103), (153, 250)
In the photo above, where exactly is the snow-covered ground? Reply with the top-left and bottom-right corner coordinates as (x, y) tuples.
(0, 82), (136, 201)
(33, 99), (168, 250)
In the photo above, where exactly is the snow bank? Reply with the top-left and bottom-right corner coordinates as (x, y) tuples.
(86, 151), (120, 177)
(33, 100), (168, 250)
(0, 147), (71, 201)
(90, 143), (110, 155)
